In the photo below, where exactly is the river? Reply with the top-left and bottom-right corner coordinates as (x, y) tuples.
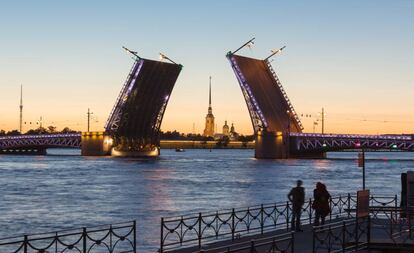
(0, 149), (413, 252)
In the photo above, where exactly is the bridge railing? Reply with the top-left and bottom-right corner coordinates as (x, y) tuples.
(0, 221), (136, 253)
(290, 132), (412, 141)
(159, 194), (397, 252)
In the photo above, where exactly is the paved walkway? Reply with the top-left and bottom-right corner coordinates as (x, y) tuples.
(165, 218), (414, 253)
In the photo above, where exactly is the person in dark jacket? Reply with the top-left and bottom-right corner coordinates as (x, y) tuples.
(312, 182), (331, 226)
(288, 180), (305, 231)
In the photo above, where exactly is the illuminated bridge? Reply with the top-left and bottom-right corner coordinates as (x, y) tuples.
(1, 48), (182, 157)
(0, 133), (81, 155)
(2, 132), (413, 156)
(227, 38), (413, 158)
(1, 43), (412, 158)
(103, 50), (182, 157)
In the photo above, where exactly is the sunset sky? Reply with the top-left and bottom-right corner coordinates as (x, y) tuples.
(0, 1), (413, 135)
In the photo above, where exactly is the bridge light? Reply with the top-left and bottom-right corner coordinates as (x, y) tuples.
(355, 142), (361, 148)
(391, 144), (397, 149)
(247, 41), (254, 49)
(159, 53), (165, 61)
(159, 53), (178, 64)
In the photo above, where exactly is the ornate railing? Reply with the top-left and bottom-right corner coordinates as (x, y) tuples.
(312, 217), (370, 253)
(160, 194), (397, 252)
(0, 221), (136, 253)
(196, 232), (294, 253)
(312, 206), (414, 252)
(370, 206), (414, 245)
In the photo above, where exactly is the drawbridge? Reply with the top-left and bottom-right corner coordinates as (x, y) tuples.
(0, 48), (182, 157)
(227, 38), (303, 158)
(103, 50), (182, 156)
(227, 39), (413, 158)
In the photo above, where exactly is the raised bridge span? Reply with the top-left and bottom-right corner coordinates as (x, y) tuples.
(226, 38), (412, 158)
(1, 42), (412, 158)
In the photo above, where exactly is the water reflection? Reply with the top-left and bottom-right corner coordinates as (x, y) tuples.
(0, 149), (413, 252)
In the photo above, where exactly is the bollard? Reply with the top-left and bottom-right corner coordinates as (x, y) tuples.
(231, 208), (235, 241)
(160, 218), (164, 253)
(198, 213), (202, 249)
(82, 227), (87, 253)
(23, 235), (28, 253)
(260, 204), (264, 234)
(133, 221), (137, 253)
(286, 201), (290, 230)
(342, 221), (346, 253)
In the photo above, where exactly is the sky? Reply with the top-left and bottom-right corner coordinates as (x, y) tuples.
(0, 1), (413, 135)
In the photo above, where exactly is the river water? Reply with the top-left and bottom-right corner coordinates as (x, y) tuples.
(0, 149), (413, 252)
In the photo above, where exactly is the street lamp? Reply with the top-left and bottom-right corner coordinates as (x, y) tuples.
(159, 53), (178, 65)
(286, 110), (292, 159)
(228, 37), (255, 56)
(264, 46), (286, 61)
(122, 46), (141, 60)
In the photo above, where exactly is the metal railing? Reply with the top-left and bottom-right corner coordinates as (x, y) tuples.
(312, 217), (370, 253)
(370, 206), (414, 245)
(160, 194), (397, 252)
(195, 232), (294, 253)
(312, 206), (414, 252)
(0, 221), (136, 253)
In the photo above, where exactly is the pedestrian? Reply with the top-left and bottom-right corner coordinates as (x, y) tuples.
(312, 182), (331, 226)
(287, 180), (305, 231)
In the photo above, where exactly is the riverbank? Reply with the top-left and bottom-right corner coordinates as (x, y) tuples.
(160, 140), (254, 149)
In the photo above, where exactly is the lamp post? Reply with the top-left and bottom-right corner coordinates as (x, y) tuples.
(159, 53), (178, 65)
(358, 149), (366, 190)
(286, 110), (291, 159)
(87, 108), (93, 132)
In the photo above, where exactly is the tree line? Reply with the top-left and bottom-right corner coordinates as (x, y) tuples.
(0, 126), (79, 136)
(159, 130), (254, 142)
(0, 128), (254, 142)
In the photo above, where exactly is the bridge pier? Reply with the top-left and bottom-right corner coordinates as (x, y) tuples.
(81, 132), (113, 156)
(110, 137), (160, 157)
(255, 130), (288, 159)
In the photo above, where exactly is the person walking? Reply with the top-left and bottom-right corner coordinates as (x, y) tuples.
(288, 180), (305, 231)
(312, 182), (331, 226)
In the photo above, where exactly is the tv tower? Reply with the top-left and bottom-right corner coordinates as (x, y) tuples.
(19, 85), (23, 133)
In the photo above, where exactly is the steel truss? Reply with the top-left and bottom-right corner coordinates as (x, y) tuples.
(105, 59), (144, 132)
(291, 133), (414, 152)
(0, 134), (81, 149)
(227, 55), (268, 132)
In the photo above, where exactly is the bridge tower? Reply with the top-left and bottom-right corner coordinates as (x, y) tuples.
(226, 39), (304, 159)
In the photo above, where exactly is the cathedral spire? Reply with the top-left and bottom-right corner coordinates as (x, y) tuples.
(208, 76), (212, 114)
(203, 76), (215, 137)
(209, 76), (212, 106)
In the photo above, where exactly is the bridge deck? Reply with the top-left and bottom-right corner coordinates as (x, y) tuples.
(230, 54), (302, 133)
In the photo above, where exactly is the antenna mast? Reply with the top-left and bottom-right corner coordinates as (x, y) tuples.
(19, 85), (23, 133)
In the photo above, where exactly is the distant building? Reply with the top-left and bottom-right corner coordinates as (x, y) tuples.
(223, 120), (230, 136)
(229, 123), (239, 141)
(203, 77), (215, 137)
